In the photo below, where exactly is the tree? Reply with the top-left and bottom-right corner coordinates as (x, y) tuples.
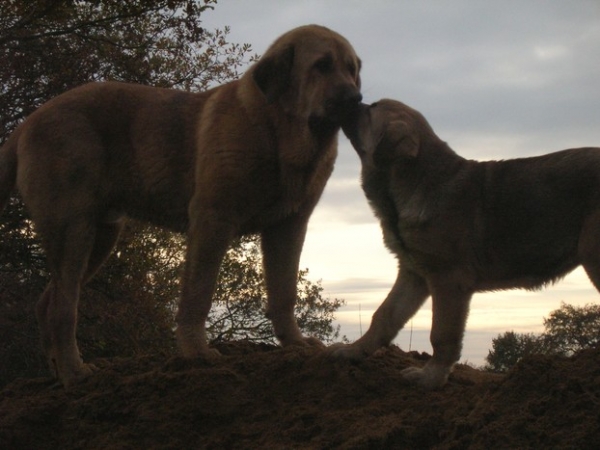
(209, 236), (345, 345)
(542, 302), (600, 355)
(485, 302), (600, 372)
(484, 331), (547, 373)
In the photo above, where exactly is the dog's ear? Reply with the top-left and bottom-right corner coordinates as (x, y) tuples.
(252, 44), (295, 104)
(382, 120), (419, 158)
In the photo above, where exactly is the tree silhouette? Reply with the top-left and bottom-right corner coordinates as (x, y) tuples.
(485, 302), (600, 372)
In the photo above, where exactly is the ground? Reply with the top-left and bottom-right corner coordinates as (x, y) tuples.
(1, 342), (600, 449)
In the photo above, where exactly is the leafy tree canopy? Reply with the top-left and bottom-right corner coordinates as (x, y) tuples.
(485, 302), (600, 372)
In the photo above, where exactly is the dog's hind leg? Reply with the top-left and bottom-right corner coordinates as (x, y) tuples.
(35, 217), (99, 387)
(82, 221), (123, 284)
(330, 268), (430, 359)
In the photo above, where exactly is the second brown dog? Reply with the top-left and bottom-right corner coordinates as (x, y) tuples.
(334, 99), (600, 389)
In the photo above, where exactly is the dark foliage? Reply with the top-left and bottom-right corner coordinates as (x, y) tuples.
(485, 302), (600, 372)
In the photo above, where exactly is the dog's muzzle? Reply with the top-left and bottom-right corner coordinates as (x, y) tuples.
(341, 102), (369, 142)
(327, 85), (363, 121)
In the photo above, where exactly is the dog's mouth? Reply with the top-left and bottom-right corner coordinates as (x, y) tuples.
(328, 90), (363, 118)
(341, 102), (369, 145)
(310, 89), (363, 135)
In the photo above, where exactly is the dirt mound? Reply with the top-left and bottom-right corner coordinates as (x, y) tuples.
(1, 342), (600, 449)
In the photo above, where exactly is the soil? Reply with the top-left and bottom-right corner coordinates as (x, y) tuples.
(1, 342), (600, 449)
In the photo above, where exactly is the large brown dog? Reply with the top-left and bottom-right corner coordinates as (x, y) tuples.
(335, 99), (600, 389)
(0, 25), (362, 387)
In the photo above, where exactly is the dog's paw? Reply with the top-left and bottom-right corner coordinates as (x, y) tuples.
(280, 335), (325, 349)
(327, 343), (369, 361)
(302, 336), (326, 348)
(191, 347), (222, 359)
(176, 326), (221, 359)
(204, 347), (223, 358)
(178, 341), (222, 359)
(61, 362), (98, 389)
(401, 364), (450, 390)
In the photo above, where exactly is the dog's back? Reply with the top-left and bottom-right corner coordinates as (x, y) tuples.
(12, 82), (213, 231)
(475, 147), (600, 288)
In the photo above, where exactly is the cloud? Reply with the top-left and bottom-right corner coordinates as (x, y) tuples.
(325, 277), (394, 295)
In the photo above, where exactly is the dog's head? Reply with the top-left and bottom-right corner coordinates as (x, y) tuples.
(252, 25), (362, 136)
(342, 99), (439, 167)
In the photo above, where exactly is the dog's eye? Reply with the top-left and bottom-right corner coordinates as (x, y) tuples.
(314, 55), (333, 73)
(347, 62), (357, 76)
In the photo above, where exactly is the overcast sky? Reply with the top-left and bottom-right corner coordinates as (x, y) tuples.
(203, 1), (600, 364)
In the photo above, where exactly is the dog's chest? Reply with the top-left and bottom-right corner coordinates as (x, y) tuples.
(363, 183), (404, 251)
(239, 147), (335, 233)
(362, 171), (434, 258)
(277, 154), (334, 213)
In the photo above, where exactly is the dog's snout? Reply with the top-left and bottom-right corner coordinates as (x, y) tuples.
(315, 81), (363, 131)
(345, 88), (363, 105)
(340, 102), (368, 142)
(338, 85), (362, 108)
(328, 85), (362, 121)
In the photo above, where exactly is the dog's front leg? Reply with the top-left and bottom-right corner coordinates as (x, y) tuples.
(176, 210), (237, 358)
(402, 277), (472, 390)
(261, 214), (322, 347)
(329, 268), (429, 359)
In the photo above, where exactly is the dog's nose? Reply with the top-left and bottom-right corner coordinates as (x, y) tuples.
(333, 88), (362, 121)
(341, 89), (363, 108)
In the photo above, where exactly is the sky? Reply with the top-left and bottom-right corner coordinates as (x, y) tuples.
(203, 1), (600, 365)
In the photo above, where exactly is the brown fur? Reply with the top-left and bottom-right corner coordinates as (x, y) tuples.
(333, 99), (600, 389)
(0, 25), (361, 387)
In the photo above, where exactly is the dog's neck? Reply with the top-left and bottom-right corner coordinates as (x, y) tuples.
(420, 140), (466, 177)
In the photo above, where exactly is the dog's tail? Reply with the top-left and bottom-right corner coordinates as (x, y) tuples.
(0, 130), (19, 213)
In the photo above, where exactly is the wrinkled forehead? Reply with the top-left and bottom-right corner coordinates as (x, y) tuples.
(371, 99), (434, 137)
(372, 100), (420, 124)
